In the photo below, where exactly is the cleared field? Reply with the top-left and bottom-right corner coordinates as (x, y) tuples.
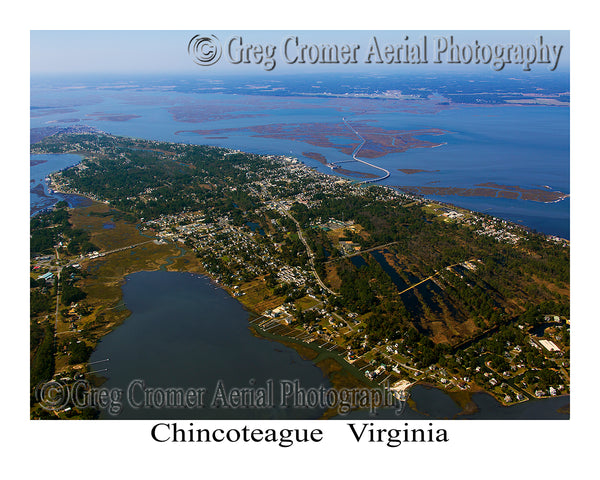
(294, 295), (321, 311)
(66, 202), (180, 347)
(236, 277), (286, 313)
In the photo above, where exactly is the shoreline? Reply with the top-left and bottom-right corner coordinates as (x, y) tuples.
(33, 117), (569, 238)
(52, 199), (563, 417)
(44, 145), (569, 242)
(32, 140), (570, 418)
(410, 381), (569, 418)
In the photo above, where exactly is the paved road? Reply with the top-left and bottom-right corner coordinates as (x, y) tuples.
(395, 259), (478, 297)
(282, 209), (338, 296)
(93, 240), (155, 257)
(52, 239), (156, 334)
(333, 118), (390, 183)
(323, 240), (402, 264)
(54, 270), (61, 333)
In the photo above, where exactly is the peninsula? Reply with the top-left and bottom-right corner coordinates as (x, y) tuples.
(30, 131), (570, 419)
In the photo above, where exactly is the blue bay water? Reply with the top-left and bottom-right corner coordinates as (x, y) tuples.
(89, 270), (331, 419)
(88, 271), (569, 420)
(31, 84), (570, 420)
(341, 384), (569, 420)
(30, 86), (569, 237)
(30, 153), (93, 215)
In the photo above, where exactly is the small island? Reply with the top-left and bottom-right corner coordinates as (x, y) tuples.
(396, 183), (569, 203)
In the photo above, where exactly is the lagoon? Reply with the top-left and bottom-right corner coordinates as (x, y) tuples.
(30, 153), (93, 215)
(88, 270), (331, 419)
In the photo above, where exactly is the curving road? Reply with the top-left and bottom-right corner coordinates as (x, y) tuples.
(332, 118), (390, 184)
(283, 209), (338, 296)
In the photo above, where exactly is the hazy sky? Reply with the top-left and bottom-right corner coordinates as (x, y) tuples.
(31, 30), (570, 76)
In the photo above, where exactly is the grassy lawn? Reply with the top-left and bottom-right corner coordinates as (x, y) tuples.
(294, 295), (321, 311)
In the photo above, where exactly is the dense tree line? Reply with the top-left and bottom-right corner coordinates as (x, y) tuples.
(30, 323), (55, 387)
(31, 290), (53, 316)
(36, 132), (569, 351)
(31, 202), (97, 256)
(66, 341), (93, 365)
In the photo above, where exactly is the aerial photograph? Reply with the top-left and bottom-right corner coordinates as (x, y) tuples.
(29, 30), (570, 421)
